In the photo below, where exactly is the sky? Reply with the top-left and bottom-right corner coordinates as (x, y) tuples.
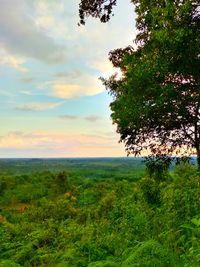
(0, 0), (136, 158)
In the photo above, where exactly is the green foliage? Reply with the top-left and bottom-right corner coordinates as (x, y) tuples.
(122, 240), (177, 267)
(54, 171), (70, 194)
(0, 161), (200, 266)
(78, 0), (116, 25)
(180, 216), (200, 266)
(88, 260), (118, 267)
(0, 260), (22, 267)
(173, 163), (198, 180)
(162, 167), (200, 223)
(145, 155), (171, 181)
(139, 177), (160, 205)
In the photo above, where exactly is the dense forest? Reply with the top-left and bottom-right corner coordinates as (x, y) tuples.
(0, 159), (200, 266)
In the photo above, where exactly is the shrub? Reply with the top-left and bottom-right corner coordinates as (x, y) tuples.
(162, 171), (200, 224)
(139, 177), (160, 205)
(88, 260), (119, 267)
(0, 260), (22, 267)
(54, 171), (70, 194)
(122, 240), (178, 267)
(145, 156), (171, 182)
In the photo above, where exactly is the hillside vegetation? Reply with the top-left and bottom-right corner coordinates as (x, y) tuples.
(0, 160), (200, 266)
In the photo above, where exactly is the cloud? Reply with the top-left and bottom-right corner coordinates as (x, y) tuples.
(0, 90), (15, 97)
(58, 114), (102, 122)
(33, 1), (71, 41)
(58, 115), (78, 120)
(19, 90), (35, 96)
(38, 74), (104, 99)
(0, 49), (28, 72)
(53, 84), (84, 99)
(15, 101), (64, 111)
(21, 77), (35, 84)
(0, 130), (125, 157)
(0, 0), (66, 63)
(92, 59), (114, 76)
(54, 70), (82, 79)
(85, 115), (101, 122)
(0, 0), (135, 73)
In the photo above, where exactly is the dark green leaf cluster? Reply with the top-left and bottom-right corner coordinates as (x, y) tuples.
(79, 0), (117, 25)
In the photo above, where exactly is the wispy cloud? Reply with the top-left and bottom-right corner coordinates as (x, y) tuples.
(85, 115), (101, 122)
(54, 70), (82, 79)
(21, 77), (35, 84)
(58, 115), (78, 120)
(0, 130), (125, 157)
(0, 49), (28, 72)
(19, 90), (36, 96)
(0, 89), (15, 97)
(15, 101), (64, 111)
(58, 114), (102, 122)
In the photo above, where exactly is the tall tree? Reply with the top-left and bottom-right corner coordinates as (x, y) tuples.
(79, 0), (200, 167)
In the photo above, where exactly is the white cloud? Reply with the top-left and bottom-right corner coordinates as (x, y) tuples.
(92, 59), (114, 76)
(33, 1), (69, 41)
(0, 49), (28, 72)
(0, 0), (66, 63)
(0, 89), (15, 97)
(52, 82), (102, 99)
(15, 101), (64, 111)
(53, 84), (84, 99)
(19, 90), (35, 96)
(38, 74), (104, 99)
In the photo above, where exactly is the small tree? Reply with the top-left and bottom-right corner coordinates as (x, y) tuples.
(145, 155), (171, 181)
(54, 171), (70, 194)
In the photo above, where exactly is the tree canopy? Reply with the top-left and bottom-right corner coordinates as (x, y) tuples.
(79, 0), (200, 166)
(79, 0), (117, 25)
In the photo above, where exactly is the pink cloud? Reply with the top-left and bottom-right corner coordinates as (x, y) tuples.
(0, 130), (126, 157)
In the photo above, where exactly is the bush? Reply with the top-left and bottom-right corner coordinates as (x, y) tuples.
(145, 156), (171, 181)
(54, 171), (70, 194)
(162, 171), (200, 223)
(139, 177), (160, 205)
(122, 240), (178, 267)
(88, 260), (119, 267)
(0, 260), (22, 267)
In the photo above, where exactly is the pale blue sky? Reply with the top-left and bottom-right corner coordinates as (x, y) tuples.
(0, 0), (136, 157)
